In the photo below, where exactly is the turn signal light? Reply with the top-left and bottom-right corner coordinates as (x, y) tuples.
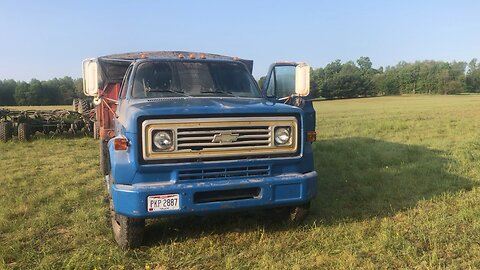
(307, 131), (316, 142)
(114, 138), (128, 151)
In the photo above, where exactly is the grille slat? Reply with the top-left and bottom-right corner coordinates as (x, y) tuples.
(178, 140), (270, 148)
(176, 125), (272, 151)
(178, 165), (270, 181)
(177, 134), (271, 142)
(177, 128), (270, 136)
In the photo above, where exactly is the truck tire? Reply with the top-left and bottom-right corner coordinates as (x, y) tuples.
(273, 202), (311, 224)
(100, 140), (110, 175)
(288, 202), (311, 224)
(110, 197), (145, 249)
(17, 123), (30, 142)
(0, 122), (12, 142)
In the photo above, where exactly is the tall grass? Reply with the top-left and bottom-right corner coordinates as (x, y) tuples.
(1, 95), (480, 269)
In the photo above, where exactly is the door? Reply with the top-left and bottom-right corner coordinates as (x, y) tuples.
(263, 62), (316, 133)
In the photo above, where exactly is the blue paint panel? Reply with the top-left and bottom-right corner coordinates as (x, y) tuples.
(109, 91), (318, 218)
(302, 100), (316, 132)
(119, 97), (303, 133)
(274, 183), (301, 201)
(111, 171), (317, 217)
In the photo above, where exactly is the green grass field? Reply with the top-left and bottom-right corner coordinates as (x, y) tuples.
(1, 95), (480, 269)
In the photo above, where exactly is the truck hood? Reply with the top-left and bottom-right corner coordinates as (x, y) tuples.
(118, 97), (302, 133)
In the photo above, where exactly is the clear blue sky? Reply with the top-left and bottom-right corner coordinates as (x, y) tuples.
(0, 0), (479, 81)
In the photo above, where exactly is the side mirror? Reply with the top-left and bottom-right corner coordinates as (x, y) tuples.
(264, 62), (310, 98)
(82, 58), (100, 96)
(294, 63), (310, 96)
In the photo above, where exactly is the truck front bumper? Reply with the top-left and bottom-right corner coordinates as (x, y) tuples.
(111, 171), (318, 218)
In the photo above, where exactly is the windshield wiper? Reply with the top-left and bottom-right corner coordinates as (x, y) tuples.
(200, 89), (237, 97)
(147, 88), (190, 97)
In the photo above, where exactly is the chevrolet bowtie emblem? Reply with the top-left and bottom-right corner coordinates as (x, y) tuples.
(212, 133), (239, 143)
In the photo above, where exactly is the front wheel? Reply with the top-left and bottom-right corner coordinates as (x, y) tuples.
(288, 202), (311, 223)
(110, 198), (145, 249)
(272, 202), (311, 224)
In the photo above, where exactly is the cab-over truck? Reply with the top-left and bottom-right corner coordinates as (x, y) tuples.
(83, 51), (318, 248)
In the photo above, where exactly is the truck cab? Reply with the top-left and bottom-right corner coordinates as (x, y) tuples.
(83, 51), (317, 248)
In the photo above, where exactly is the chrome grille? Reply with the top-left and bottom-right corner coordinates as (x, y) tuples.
(142, 116), (298, 161)
(176, 125), (271, 151)
(178, 165), (270, 181)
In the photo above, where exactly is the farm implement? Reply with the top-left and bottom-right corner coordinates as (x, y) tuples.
(0, 108), (95, 142)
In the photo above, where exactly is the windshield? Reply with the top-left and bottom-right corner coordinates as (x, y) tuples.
(131, 60), (261, 98)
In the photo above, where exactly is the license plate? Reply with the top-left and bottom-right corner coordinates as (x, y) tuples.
(147, 194), (180, 212)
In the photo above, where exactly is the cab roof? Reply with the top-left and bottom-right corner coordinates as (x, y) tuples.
(100, 51), (248, 61)
(96, 51), (253, 87)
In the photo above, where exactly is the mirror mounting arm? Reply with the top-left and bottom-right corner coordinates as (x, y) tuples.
(101, 97), (120, 118)
(281, 94), (306, 108)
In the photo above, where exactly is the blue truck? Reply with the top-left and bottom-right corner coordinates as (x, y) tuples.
(82, 51), (318, 248)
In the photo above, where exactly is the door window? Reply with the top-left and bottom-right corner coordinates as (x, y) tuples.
(119, 65), (133, 99)
(274, 66), (295, 98)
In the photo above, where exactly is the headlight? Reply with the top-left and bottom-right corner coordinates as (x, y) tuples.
(274, 127), (291, 145)
(153, 130), (174, 151)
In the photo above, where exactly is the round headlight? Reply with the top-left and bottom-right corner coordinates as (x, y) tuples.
(153, 131), (173, 150)
(274, 127), (291, 145)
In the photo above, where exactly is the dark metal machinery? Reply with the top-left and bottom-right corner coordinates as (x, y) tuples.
(0, 108), (95, 142)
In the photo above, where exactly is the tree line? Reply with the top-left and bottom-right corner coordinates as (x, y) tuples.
(2, 57), (480, 106)
(260, 57), (480, 99)
(0, 77), (84, 106)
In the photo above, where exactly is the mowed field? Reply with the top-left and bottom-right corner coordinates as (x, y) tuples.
(1, 95), (480, 269)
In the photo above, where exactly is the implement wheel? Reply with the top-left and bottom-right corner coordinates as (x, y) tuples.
(110, 197), (145, 249)
(17, 123), (31, 142)
(72, 98), (79, 112)
(79, 99), (89, 114)
(0, 122), (12, 142)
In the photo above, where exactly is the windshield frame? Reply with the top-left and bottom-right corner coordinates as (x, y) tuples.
(127, 59), (262, 99)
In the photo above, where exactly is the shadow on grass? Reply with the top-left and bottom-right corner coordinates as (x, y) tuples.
(310, 137), (476, 224)
(142, 209), (293, 247)
(141, 137), (476, 246)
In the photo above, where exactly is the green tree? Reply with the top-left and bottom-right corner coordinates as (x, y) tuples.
(74, 78), (85, 98)
(466, 58), (480, 92)
(0, 80), (17, 105)
(14, 82), (31, 105)
(257, 76), (266, 90)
